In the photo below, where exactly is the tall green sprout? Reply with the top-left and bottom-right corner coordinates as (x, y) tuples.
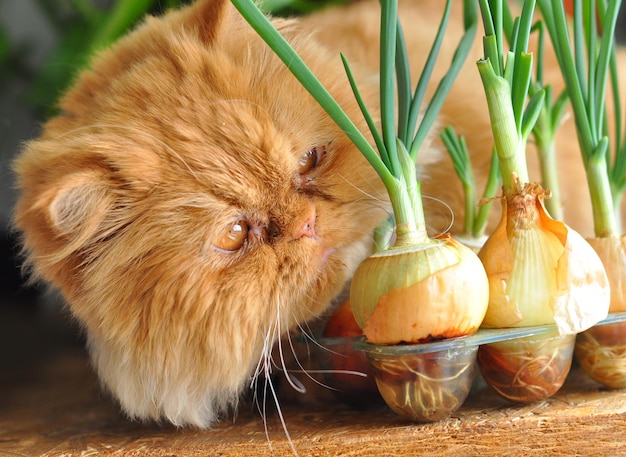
(440, 127), (500, 240)
(537, 0), (624, 237)
(478, 0), (546, 194)
(528, 20), (570, 220)
(490, 2), (570, 219)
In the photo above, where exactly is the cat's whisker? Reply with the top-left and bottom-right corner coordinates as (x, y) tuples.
(422, 194), (456, 236)
(266, 307), (321, 394)
(275, 316), (307, 394)
(337, 173), (388, 205)
(275, 302), (302, 456)
(251, 323), (274, 391)
(283, 325), (325, 387)
(252, 296), (301, 456)
(294, 318), (320, 345)
(260, 376), (274, 456)
(282, 322), (350, 392)
(251, 323), (278, 454)
(265, 366), (299, 457)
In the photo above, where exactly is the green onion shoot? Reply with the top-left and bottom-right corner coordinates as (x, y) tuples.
(527, 20), (570, 221)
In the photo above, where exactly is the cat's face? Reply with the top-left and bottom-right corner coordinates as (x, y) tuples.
(13, 0), (389, 426)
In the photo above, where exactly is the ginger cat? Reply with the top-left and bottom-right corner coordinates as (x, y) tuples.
(13, 0), (596, 427)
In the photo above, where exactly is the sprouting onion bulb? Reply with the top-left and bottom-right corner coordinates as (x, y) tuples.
(345, 0), (488, 345)
(479, 180), (610, 333)
(476, 0), (610, 335)
(232, 0), (489, 345)
(351, 234), (488, 344)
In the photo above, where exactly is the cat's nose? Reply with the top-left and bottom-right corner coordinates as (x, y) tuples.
(295, 204), (317, 239)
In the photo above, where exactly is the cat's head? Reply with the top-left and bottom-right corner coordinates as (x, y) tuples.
(13, 0), (389, 426)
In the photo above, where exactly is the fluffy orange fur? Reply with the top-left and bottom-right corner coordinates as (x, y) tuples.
(12, 0), (600, 427)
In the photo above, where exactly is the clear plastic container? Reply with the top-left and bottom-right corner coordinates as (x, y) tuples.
(575, 319), (626, 389)
(354, 328), (553, 420)
(477, 330), (575, 402)
(363, 346), (478, 422)
(346, 313), (626, 420)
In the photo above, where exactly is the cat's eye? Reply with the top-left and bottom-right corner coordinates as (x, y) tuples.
(214, 218), (249, 252)
(298, 145), (327, 175)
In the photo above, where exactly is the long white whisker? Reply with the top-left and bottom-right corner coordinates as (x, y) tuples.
(251, 323), (274, 390)
(292, 368), (368, 377)
(276, 331), (306, 394)
(253, 296), (301, 456)
(293, 324), (370, 384)
(267, 368), (299, 457)
(261, 375), (275, 456)
(284, 327), (329, 391)
(422, 194), (456, 236)
(275, 302), (301, 456)
(251, 326), (271, 425)
(337, 173), (388, 204)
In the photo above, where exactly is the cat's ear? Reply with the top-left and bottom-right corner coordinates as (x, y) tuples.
(48, 171), (113, 237)
(187, 0), (233, 44)
(38, 170), (114, 249)
(14, 165), (116, 284)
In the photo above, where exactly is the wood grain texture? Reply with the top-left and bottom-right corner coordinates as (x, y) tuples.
(2, 307), (626, 456)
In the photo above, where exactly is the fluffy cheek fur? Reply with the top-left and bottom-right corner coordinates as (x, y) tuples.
(84, 163), (380, 428)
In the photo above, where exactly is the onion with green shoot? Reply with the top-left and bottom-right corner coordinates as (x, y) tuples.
(537, 0), (626, 388)
(232, 0), (489, 346)
(475, 0), (610, 402)
(348, 1), (489, 345)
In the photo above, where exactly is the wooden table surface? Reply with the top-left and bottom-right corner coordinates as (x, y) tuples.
(2, 305), (626, 457)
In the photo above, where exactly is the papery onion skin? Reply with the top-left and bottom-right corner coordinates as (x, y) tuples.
(552, 228), (610, 334)
(478, 182), (610, 334)
(351, 235), (489, 345)
(350, 236), (459, 329)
